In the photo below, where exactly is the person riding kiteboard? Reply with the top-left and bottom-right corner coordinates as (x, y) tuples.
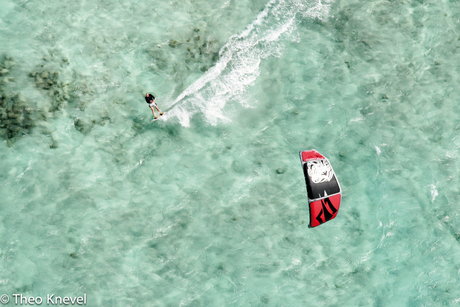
(145, 93), (163, 119)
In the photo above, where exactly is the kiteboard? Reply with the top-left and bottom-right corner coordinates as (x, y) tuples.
(299, 150), (342, 228)
(151, 112), (165, 122)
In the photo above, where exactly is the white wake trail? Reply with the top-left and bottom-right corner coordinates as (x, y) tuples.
(165, 0), (333, 126)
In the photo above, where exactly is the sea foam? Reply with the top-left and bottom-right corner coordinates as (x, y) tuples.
(165, 0), (333, 126)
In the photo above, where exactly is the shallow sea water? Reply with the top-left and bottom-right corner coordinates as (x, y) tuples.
(1, 0), (460, 306)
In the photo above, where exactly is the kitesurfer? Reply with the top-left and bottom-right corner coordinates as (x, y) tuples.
(145, 93), (163, 118)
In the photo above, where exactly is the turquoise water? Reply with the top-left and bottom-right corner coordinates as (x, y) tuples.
(1, 0), (460, 305)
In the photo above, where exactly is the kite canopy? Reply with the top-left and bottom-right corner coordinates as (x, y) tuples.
(299, 150), (342, 228)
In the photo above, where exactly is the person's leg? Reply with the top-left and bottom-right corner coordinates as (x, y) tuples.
(155, 105), (161, 113)
(150, 106), (157, 117)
